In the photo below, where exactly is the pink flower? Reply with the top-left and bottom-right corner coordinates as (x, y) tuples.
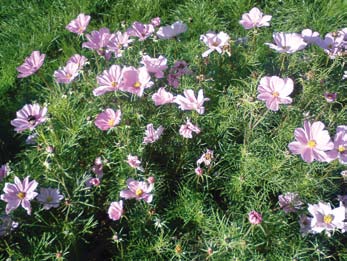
(278, 192), (303, 213)
(197, 149), (214, 167)
(157, 21), (187, 39)
(195, 167), (203, 176)
(82, 28), (113, 59)
(121, 66), (153, 97)
(179, 118), (200, 138)
(16, 51), (45, 78)
(127, 21), (154, 41)
(94, 108), (121, 131)
(92, 157), (104, 177)
(308, 202), (345, 233)
(107, 31), (134, 57)
(36, 187), (64, 210)
(248, 210), (262, 225)
(200, 31), (230, 57)
(11, 104), (48, 133)
(299, 215), (313, 235)
(120, 178), (154, 203)
(0, 176), (38, 215)
(66, 13), (91, 35)
(265, 32), (307, 53)
(147, 176), (155, 184)
(152, 87), (174, 106)
(288, 121), (334, 163)
(326, 125), (347, 164)
(85, 177), (101, 187)
(301, 29), (320, 44)
(324, 92), (337, 103)
(93, 65), (123, 96)
(239, 7), (272, 30)
(67, 54), (88, 70)
(316, 32), (345, 59)
(54, 62), (79, 84)
(126, 155), (144, 172)
(174, 89), (209, 114)
(108, 200), (124, 221)
(143, 124), (164, 144)
(140, 55), (168, 78)
(151, 17), (161, 27)
(0, 163), (9, 182)
(257, 76), (294, 111)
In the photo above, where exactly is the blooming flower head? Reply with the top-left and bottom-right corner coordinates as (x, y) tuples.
(257, 76), (294, 111)
(239, 7), (272, 30)
(107, 31), (134, 57)
(108, 200), (124, 221)
(140, 55), (168, 78)
(93, 65), (123, 96)
(174, 89), (210, 114)
(0, 176), (38, 215)
(67, 54), (88, 70)
(127, 21), (155, 41)
(126, 155), (144, 172)
(82, 28), (114, 59)
(316, 31), (345, 59)
(200, 31), (230, 57)
(179, 118), (201, 139)
(308, 202), (345, 233)
(326, 125), (347, 164)
(147, 176), (155, 184)
(92, 157), (104, 177)
(120, 66), (153, 97)
(151, 17), (161, 27)
(197, 149), (214, 167)
(156, 21), (187, 39)
(152, 87), (174, 106)
(11, 104), (48, 133)
(16, 51), (45, 78)
(278, 192), (303, 213)
(0, 164), (9, 182)
(248, 210), (262, 225)
(94, 108), (121, 131)
(265, 32), (307, 53)
(143, 124), (164, 144)
(288, 121), (334, 163)
(66, 13), (91, 35)
(120, 178), (154, 203)
(37, 187), (64, 210)
(195, 167), (203, 176)
(324, 92), (337, 103)
(301, 29), (320, 44)
(54, 62), (79, 84)
(85, 177), (101, 187)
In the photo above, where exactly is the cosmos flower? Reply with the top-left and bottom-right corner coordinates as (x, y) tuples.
(179, 118), (200, 138)
(108, 200), (124, 221)
(156, 21), (187, 39)
(36, 187), (64, 210)
(288, 121), (334, 163)
(239, 7), (272, 30)
(120, 178), (154, 203)
(93, 65), (123, 96)
(301, 29), (320, 44)
(197, 149), (214, 167)
(143, 124), (164, 144)
(299, 215), (313, 236)
(278, 192), (303, 213)
(265, 32), (307, 53)
(316, 31), (345, 59)
(200, 31), (230, 57)
(16, 51), (45, 78)
(94, 108), (121, 131)
(120, 66), (153, 97)
(174, 89), (209, 114)
(107, 31), (134, 57)
(53, 62), (79, 84)
(195, 167), (203, 176)
(67, 54), (88, 70)
(0, 176), (38, 215)
(11, 104), (48, 133)
(92, 157), (104, 177)
(126, 155), (144, 172)
(66, 13), (91, 35)
(140, 55), (168, 78)
(127, 21), (155, 41)
(326, 125), (347, 164)
(152, 87), (175, 106)
(85, 177), (101, 187)
(324, 92), (337, 103)
(82, 28), (114, 59)
(248, 210), (262, 225)
(257, 76), (294, 111)
(151, 17), (161, 27)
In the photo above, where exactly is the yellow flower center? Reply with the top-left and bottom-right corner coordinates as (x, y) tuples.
(46, 196), (53, 203)
(307, 140), (316, 148)
(108, 119), (115, 127)
(17, 192), (26, 200)
(323, 214), (333, 224)
(111, 81), (118, 88)
(66, 73), (72, 79)
(272, 91), (279, 97)
(338, 145), (345, 153)
(135, 188), (143, 196)
(205, 153), (212, 160)
(133, 81), (141, 88)
(212, 41), (219, 47)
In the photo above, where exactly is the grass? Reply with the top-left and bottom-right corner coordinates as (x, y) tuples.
(1, 0), (347, 260)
